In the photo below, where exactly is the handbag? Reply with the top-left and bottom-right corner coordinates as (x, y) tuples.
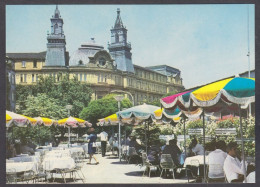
(92, 142), (97, 147)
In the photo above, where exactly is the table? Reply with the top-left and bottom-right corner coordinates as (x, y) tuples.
(9, 155), (40, 163)
(42, 157), (75, 171)
(184, 155), (209, 167)
(6, 162), (38, 173)
(68, 147), (84, 154)
(44, 150), (71, 158)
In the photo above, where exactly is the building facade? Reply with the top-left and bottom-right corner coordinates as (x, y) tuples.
(7, 6), (185, 105)
(6, 57), (16, 112)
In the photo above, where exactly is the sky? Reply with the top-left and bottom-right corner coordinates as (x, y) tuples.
(6, 4), (255, 89)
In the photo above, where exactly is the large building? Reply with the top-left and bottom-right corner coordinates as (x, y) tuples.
(6, 6), (184, 105)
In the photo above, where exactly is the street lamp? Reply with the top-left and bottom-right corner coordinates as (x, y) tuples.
(65, 104), (73, 147)
(111, 90), (134, 106)
(114, 95), (124, 162)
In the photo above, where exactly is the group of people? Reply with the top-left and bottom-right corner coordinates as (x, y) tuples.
(208, 141), (255, 183)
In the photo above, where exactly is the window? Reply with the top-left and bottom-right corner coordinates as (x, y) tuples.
(115, 33), (119, 43)
(33, 60), (37, 68)
(104, 75), (107, 83)
(99, 58), (106, 66)
(32, 74), (34, 82)
(24, 74), (27, 82)
(11, 93), (15, 102)
(20, 74), (23, 82)
(36, 74), (38, 82)
(84, 73), (87, 81)
(53, 73), (56, 82)
(80, 74), (83, 81)
(12, 74), (15, 84)
(22, 61), (26, 68)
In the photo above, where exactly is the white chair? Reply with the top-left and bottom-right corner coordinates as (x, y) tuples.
(160, 154), (176, 179)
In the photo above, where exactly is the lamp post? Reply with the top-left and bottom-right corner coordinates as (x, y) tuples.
(111, 90), (134, 106)
(66, 104), (73, 147)
(114, 95), (124, 162)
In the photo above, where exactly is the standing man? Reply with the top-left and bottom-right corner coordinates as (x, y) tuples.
(98, 129), (108, 157)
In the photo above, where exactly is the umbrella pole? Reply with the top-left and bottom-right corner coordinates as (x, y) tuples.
(68, 126), (70, 147)
(239, 104), (247, 183)
(119, 120), (121, 161)
(202, 109), (206, 183)
(184, 117), (186, 158)
(145, 122), (147, 154)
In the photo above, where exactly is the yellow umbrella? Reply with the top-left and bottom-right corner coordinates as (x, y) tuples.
(34, 117), (57, 126)
(6, 110), (37, 127)
(58, 116), (92, 145)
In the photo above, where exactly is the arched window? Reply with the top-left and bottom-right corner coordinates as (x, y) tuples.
(54, 23), (58, 34)
(115, 33), (119, 43)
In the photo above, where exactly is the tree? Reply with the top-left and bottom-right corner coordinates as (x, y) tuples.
(21, 93), (67, 119)
(79, 94), (133, 125)
(16, 73), (93, 117)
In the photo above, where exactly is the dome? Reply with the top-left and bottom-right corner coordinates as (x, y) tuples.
(69, 38), (104, 66)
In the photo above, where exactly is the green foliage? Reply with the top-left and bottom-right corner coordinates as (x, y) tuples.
(79, 94), (132, 125)
(132, 123), (161, 146)
(10, 125), (53, 146)
(16, 73), (93, 117)
(21, 93), (67, 119)
(173, 116), (255, 156)
(6, 73), (11, 110)
(160, 126), (174, 135)
(141, 99), (160, 107)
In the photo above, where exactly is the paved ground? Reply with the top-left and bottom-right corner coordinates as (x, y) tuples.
(71, 152), (191, 184)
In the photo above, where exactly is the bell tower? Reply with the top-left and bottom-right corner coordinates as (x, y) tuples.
(45, 5), (67, 66)
(108, 8), (134, 73)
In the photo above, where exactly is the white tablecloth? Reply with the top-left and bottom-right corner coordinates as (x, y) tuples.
(9, 155), (40, 163)
(45, 149), (71, 158)
(6, 162), (38, 173)
(68, 147), (84, 154)
(184, 155), (209, 167)
(42, 157), (75, 171)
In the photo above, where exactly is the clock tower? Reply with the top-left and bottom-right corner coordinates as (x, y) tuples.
(45, 5), (67, 66)
(108, 8), (135, 73)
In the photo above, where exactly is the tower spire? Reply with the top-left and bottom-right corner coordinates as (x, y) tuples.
(114, 8), (124, 29)
(54, 5), (60, 18)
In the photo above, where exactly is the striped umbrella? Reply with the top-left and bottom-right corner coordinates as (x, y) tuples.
(6, 110), (38, 127)
(58, 116), (92, 145)
(34, 117), (57, 126)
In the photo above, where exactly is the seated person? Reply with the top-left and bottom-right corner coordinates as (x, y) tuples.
(129, 136), (144, 152)
(223, 142), (247, 183)
(20, 144), (35, 155)
(208, 140), (228, 179)
(189, 138), (204, 156)
(162, 139), (181, 167)
(147, 140), (162, 165)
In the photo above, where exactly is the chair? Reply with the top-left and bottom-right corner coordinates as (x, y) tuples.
(142, 153), (160, 177)
(21, 170), (36, 184)
(34, 163), (48, 183)
(127, 147), (139, 164)
(6, 168), (17, 184)
(207, 164), (226, 183)
(160, 154), (176, 179)
(71, 156), (85, 183)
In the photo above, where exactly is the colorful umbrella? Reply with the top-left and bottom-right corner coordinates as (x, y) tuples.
(58, 116), (92, 145)
(6, 111), (38, 127)
(190, 77), (255, 107)
(34, 117), (57, 126)
(58, 116), (91, 128)
(117, 103), (160, 154)
(117, 103), (160, 120)
(160, 77), (255, 183)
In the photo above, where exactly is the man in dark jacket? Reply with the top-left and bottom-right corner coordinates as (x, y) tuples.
(162, 139), (182, 166)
